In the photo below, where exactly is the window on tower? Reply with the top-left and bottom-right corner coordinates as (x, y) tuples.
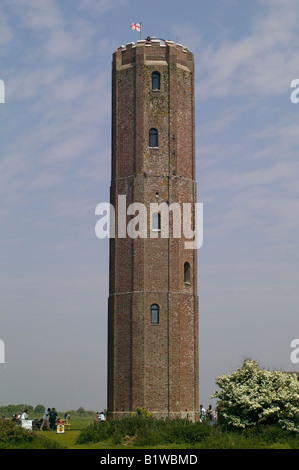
(152, 212), (161, 231)
(149, 128), (158, 147)
(184, 262), (191, 284)
(150, 304), (159, 324)
(152, 71), (160, 90)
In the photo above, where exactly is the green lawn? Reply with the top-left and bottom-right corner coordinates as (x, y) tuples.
(36, 412), (96, 448)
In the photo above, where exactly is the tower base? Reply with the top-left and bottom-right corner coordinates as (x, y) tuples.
(107, 410), (199, 422)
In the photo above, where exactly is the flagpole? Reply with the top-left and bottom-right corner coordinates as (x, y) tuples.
(140, 22), (142, 40)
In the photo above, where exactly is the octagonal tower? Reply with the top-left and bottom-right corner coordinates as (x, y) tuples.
(107, 37), (199, 421)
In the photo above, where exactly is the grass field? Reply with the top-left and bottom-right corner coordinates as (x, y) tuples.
(34, 413), (193, 449)
(1, 410), (299, 450)
(36, 411), (100, 449)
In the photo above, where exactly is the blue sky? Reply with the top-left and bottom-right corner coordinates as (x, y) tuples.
(0, 0), (298, 413)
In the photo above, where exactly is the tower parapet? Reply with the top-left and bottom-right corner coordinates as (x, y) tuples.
(114, 38), (194, 72)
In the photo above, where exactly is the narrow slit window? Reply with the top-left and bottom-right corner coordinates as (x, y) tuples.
(149, 128), (158, 147)
(152, 212), (161, 231)
(151, 304), (159, 324)
(152, 71), (160, 90)
(184, 262), (191, 284)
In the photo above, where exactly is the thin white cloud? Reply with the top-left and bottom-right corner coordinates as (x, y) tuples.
(78, 0), (127, 15)
(198, 0), (299, 98)
(7, 65), (65, 101)
(43, 129), (100, 163)
(45, 21), (96, 60)
(11, 0), (65, 30)
(28, 171), (64, 189)
(0, 5), (13, 46)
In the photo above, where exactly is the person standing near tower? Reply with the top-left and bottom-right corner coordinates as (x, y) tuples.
(49, 407), (57, 429)
(40, 408), (51, 431)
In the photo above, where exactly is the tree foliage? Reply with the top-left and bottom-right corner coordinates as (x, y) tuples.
(0, 404), (33, 417)
(77, 407), (86, 415)
(34, 404), (45, 414)
(212, 359), (299, 432)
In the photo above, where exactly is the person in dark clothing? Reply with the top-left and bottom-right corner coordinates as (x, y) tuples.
(49, 408), (57, 429)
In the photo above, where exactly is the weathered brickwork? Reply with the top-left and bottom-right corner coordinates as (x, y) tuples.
(108, 38), (199, 421)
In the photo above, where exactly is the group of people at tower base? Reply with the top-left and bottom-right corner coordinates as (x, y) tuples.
(39, 407), (63, 430)
(9, 405), (216, 427)
(199, 404), (217, 424)
(96, 410), (106, 421)
(11, 407), (70, 431)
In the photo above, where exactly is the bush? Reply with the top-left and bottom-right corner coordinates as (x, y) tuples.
(242, 424), (296, 444)
(76, 412), (299, 448)
(133, 419), (212, 447)
(76, 414), (213, 446)
(213, 359), (299, 431)
(0, 419), (35, 444)
(164, 419), (212, 444)
(114, 415), (154, 438)
(76, 421), (113, 444)
(135, 407), (153, 418)
(76, 414), (155, 445)
(0, 419), (64, 449)
(134, 425), (161, 447)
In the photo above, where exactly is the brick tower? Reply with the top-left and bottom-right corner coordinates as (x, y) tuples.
(107, 38), (199, 421)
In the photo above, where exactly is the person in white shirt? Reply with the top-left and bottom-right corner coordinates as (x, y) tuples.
(40, 408), (51, 431)
(199, 404), (206, 421)
(21, 409), (28, 420)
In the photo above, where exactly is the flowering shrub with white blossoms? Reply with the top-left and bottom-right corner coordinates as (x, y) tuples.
(212, 359), (299, 432)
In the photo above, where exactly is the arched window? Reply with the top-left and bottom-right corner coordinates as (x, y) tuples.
(184, 262), (191, 283)
(152, 212), (161, 230)
(149, 128), (158, 147)
(151, 304), (159, 324)
(152, 71), (160, 90)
